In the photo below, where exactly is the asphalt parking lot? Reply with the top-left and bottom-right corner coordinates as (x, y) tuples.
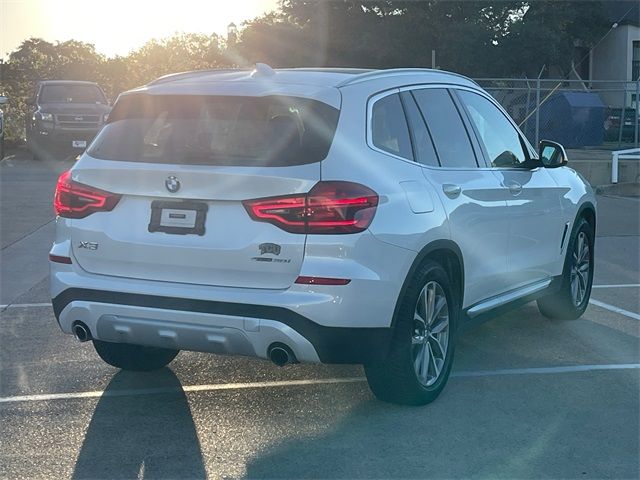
(1, 148), (639, 479)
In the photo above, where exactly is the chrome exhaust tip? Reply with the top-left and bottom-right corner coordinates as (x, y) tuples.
(72, 322), (91, 342)
(268, 344), (297, 367)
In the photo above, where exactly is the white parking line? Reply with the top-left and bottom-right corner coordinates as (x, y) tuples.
(589, 299), (640, 321)
(0, 302), (51, 309)
(1, 364), (638, 405)
(0, 377), (365, 404)
(592, 284), (640, 289)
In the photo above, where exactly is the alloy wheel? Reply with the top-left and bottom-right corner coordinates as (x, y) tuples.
(570, 231), (590, 307)
(412, 281), (450, 387)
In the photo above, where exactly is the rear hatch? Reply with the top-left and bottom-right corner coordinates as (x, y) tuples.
(69, 92), (340, 289)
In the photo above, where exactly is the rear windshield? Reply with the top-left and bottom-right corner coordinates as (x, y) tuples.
(87, 94), (340, 166)
(40, 84), (107, 104)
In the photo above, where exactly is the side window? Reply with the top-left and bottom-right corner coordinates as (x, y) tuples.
(411, 88), (477, 168)
(457, 90), (528, 168)
(371, 93), (413, 161)
(400, 92), (439, 167)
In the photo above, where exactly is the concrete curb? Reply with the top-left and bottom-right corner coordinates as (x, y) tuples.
(595, 183), (640, 197)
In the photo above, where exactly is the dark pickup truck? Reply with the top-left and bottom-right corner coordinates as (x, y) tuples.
(26, 81), (111, 159)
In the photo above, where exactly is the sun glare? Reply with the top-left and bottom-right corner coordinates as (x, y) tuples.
(38, 0), (278, 57)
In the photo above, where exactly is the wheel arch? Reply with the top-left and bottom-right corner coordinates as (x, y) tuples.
(576, 201), (596, 234)
(559, 200), (596, 280)
(390, 239), (464, 329)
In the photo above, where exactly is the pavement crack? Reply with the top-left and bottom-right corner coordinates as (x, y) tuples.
(1, 218), (54, 251)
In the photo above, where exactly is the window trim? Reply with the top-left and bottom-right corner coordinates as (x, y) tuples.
(399, 90), (442, 167)
(452, 88), (537, 170)
(401, 85), (481, 169)
(366, 83), (539, 171)
(450, 87), (540, 168)
(366, 88), (416, 163)
(367, 84), (482, 170)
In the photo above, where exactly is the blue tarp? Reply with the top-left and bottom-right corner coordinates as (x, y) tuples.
(533, 92), (606, 148)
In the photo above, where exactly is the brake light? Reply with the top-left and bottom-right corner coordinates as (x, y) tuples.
(54, 170), (121, 219)
(243, 181), (378, 234)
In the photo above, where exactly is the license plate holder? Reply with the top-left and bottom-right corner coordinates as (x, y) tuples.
(148, 201), (208, 236)
(72, 140), (87, 148)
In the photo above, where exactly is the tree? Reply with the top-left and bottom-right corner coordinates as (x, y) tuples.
(0, 1), (615, 145)
(125, 33), (226, 87)
(238, 0), (528, 73)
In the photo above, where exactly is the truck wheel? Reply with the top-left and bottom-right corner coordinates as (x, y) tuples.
(537, 217), (594, 320)
(27, 136), (40, 161)
(93, 340), (179, 371)
(365, 260), (457, 405)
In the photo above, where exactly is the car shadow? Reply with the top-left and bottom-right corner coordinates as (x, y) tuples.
(243, 374), (637, 480)
(243, 306), (640, 479)
(73, 368), (206, 480)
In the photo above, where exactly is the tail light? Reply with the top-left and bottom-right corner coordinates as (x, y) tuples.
(243, 181), (378, 234)
(54, 170), (121, 219)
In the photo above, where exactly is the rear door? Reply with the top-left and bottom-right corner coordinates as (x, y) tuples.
(69, 93), (339, 289)
(406, 87), (511, 307)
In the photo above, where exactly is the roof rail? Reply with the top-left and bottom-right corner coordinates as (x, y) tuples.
(335, 68), (478, 87)
(146, 68), (248, 86)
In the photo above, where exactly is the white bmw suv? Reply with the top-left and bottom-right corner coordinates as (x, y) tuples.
(50, 66), (596, 405)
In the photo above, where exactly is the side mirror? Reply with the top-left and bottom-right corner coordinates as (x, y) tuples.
(539, 140), (567, 168)
(0, 96), (8, 105)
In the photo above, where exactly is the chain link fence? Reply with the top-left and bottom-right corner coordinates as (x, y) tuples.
(475, 78), (640, 150)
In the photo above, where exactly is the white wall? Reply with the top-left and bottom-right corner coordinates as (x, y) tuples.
(591, 24), (640, 107)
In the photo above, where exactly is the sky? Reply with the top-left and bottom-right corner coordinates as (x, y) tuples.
(0, 0), (279, 59)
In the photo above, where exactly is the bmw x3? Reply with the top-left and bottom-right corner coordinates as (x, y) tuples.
(50, 65), (596, 405)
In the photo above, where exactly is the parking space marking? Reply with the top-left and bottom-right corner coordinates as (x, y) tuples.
(1, 364), (638, 405)
(452, 363), (640, 378)
(0, 302), (51, 309)
(0, 377), (366, 404)
(589, 299), (640, 321)
(592, 284), (640, 289)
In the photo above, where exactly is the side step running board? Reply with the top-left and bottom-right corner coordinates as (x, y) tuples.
(466, 279), (552, 318)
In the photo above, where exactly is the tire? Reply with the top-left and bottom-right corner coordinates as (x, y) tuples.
(537, 217), (594, 320)
(26, 134), (40, 161)
(93, 340), (179, 371)
(365, 260), (458, 406)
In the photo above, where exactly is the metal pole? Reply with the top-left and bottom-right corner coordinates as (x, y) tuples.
(635, 78), (639, 148)
(535, 77), (541, 146)
(525, 79), (532, 139)
(618, 89), (626, 148)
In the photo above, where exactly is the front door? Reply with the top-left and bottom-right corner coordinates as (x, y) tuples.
(454, 89), (565, 289)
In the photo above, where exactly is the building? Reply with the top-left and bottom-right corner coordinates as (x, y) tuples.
(589, 2), (639, 108)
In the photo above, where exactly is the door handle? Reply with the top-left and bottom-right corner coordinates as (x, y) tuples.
(442, 184), (462, 198)
(505, 181), (522, 196)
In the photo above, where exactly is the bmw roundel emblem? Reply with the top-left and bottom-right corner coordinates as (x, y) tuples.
(165, 175), (180, 193)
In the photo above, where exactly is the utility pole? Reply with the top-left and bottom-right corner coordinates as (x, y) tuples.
(535, 65), (545, 147)
(635, 76), (639, 148)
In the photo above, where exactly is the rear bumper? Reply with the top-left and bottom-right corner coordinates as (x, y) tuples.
(50, 220), (415, 364)
(33, 126), (100, 145)
(52, 288), (392, 364)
